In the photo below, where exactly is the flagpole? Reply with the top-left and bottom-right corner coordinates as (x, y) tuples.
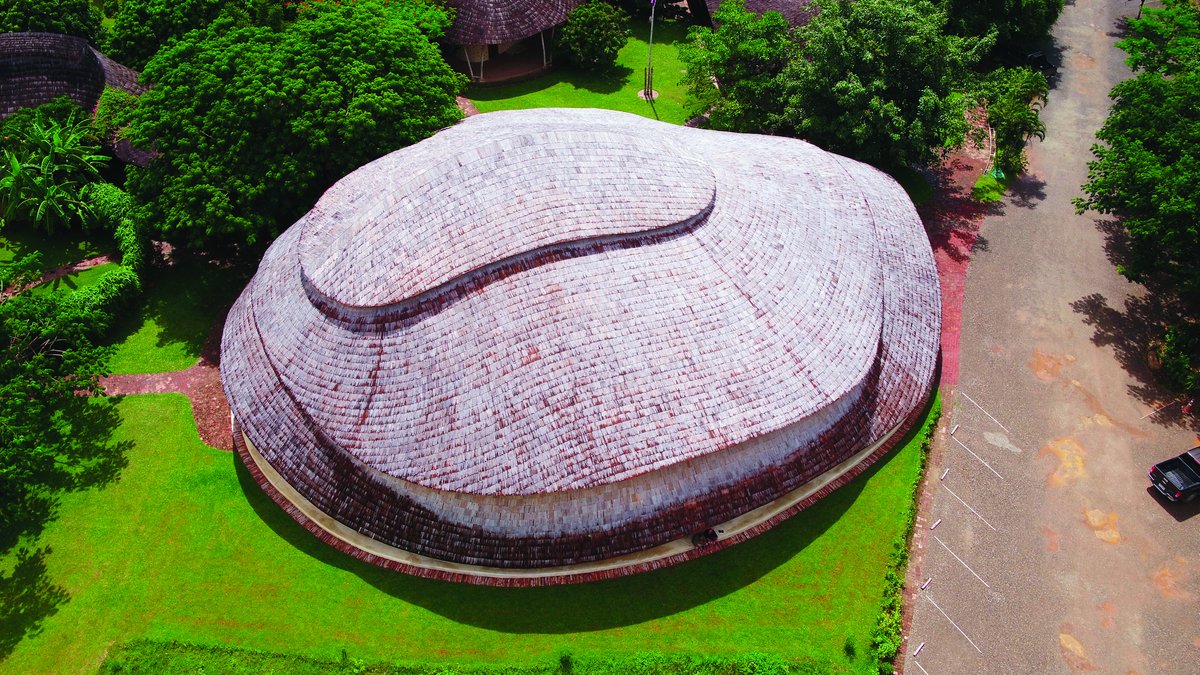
(645, 0), (657, 99)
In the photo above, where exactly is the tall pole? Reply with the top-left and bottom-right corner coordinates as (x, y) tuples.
(645, 0), (657, 99)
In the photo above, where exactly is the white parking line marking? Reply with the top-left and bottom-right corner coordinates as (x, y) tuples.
(941, 483), (998, 531)
(934, 535), (991, 588)
(951, 436), (1005, 480)
(913, 659), (932, 675)
(926, 594), (983, 653)
(959, 391), (1011, 435)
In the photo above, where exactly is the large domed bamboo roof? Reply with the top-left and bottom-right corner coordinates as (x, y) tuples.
(221, 108), (940, 584)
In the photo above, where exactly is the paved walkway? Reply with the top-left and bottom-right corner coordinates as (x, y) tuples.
(903, 0), (1200, 672)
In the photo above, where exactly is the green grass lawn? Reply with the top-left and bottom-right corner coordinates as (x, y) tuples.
(971, 172), (1010, 203)
(0, 224), (112, 273)
(29, 262), (119, 296)
(0, 394), (937, 674)
(105, 259), (247, 374)
(468, 19), (692, 126)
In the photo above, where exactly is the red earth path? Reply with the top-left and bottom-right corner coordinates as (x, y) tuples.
(919, 128), (994, 387)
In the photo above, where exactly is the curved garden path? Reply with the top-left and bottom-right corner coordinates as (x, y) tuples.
(100, 309), (233, 451)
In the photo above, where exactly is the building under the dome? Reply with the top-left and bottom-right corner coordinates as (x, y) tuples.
(221, 108), (940, 586)
(444, 0), (585, 82)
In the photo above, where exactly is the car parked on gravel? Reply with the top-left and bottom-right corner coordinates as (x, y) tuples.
(1149, 447), (1200, 502)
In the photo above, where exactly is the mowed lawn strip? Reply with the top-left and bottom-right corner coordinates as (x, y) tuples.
(0, 224), (112, 272)
(468, 19), (690, 125)
(2, 394), (936, 674)
(105, 258), (247, 374)
(29, 261), (119, 296)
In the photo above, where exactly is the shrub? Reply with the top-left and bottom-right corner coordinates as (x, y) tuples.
(558, 0), (631, 71)
(1156, 326), (1199, 395)
(69, 264), (143, 332)
(84, 183), (133, 230)
(0, 101), (109, 232)
(0, 0), (103, 42)
(114, 218), (149, 273)
(93, 87), (141, 142)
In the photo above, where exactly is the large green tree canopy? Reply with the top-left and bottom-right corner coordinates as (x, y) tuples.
(103, 0), (280, 69)
(679, 0), (794, 133)
(1076, 0), (1199, 298)
(941, 0), (1063, 54)
(776, 0), (991, 169)
(0, 0), (102, 42)
(125, 0), (466, 248)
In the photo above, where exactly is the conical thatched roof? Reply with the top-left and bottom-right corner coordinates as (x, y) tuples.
(445, 0), (585, 46)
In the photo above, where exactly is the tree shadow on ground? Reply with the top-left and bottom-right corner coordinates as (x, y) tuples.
(1006, 173), (1047, 209)
(0, 547), (69, 661)
(235, 438), (910, 633)
(106, 252), (247, 363)
(1071, 217), (1199, 430)
(0, 397), (131, 552)
(1070, 290), (1199, 431)
(918, 160), (1003, 264)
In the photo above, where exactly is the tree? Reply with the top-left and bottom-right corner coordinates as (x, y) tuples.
(1075, 0), (1200, 299)
(0, 99), (109, 232)
(558, 0), (631, 71)
(1076, 0), (1200, 395)
(125, 0), (466, 248)
(941, 0), (1063, 54)
(977, 67), (1049, 174)
(0, 255), (127, 548)
(679, 0), (795, 133)
(103, 0), (280, 69)
(0, 0), (102, 43)
(776, 0), (991, 169)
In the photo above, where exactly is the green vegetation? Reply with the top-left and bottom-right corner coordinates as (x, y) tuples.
(469, 20), (690, 126)
(888, 166), (935, 207)
(679, 0), (794, 133)
(2, 393), (937, 672)
(30, 261), (118, 296)
(0, 256), (133, 555)
(870, 399), (939, 672)
(972, 171), (1009, 202)
(102, 640), (829, 674)
(975, 67), (1049, 175)
(107, 257), (246, 374)
(941, 0), (1064, 54)
(558, 1), (631, 71)
(103, 0), (280, 69)
(776, 0), (991, 170)
(126, 0), (465, 248)
(1076, 0), (1199, 395)
(0, 0), (102, 42)
(0, 99), (110, 232)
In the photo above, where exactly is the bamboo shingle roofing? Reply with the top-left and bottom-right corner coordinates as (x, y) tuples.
(221, 109), (940, 584)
